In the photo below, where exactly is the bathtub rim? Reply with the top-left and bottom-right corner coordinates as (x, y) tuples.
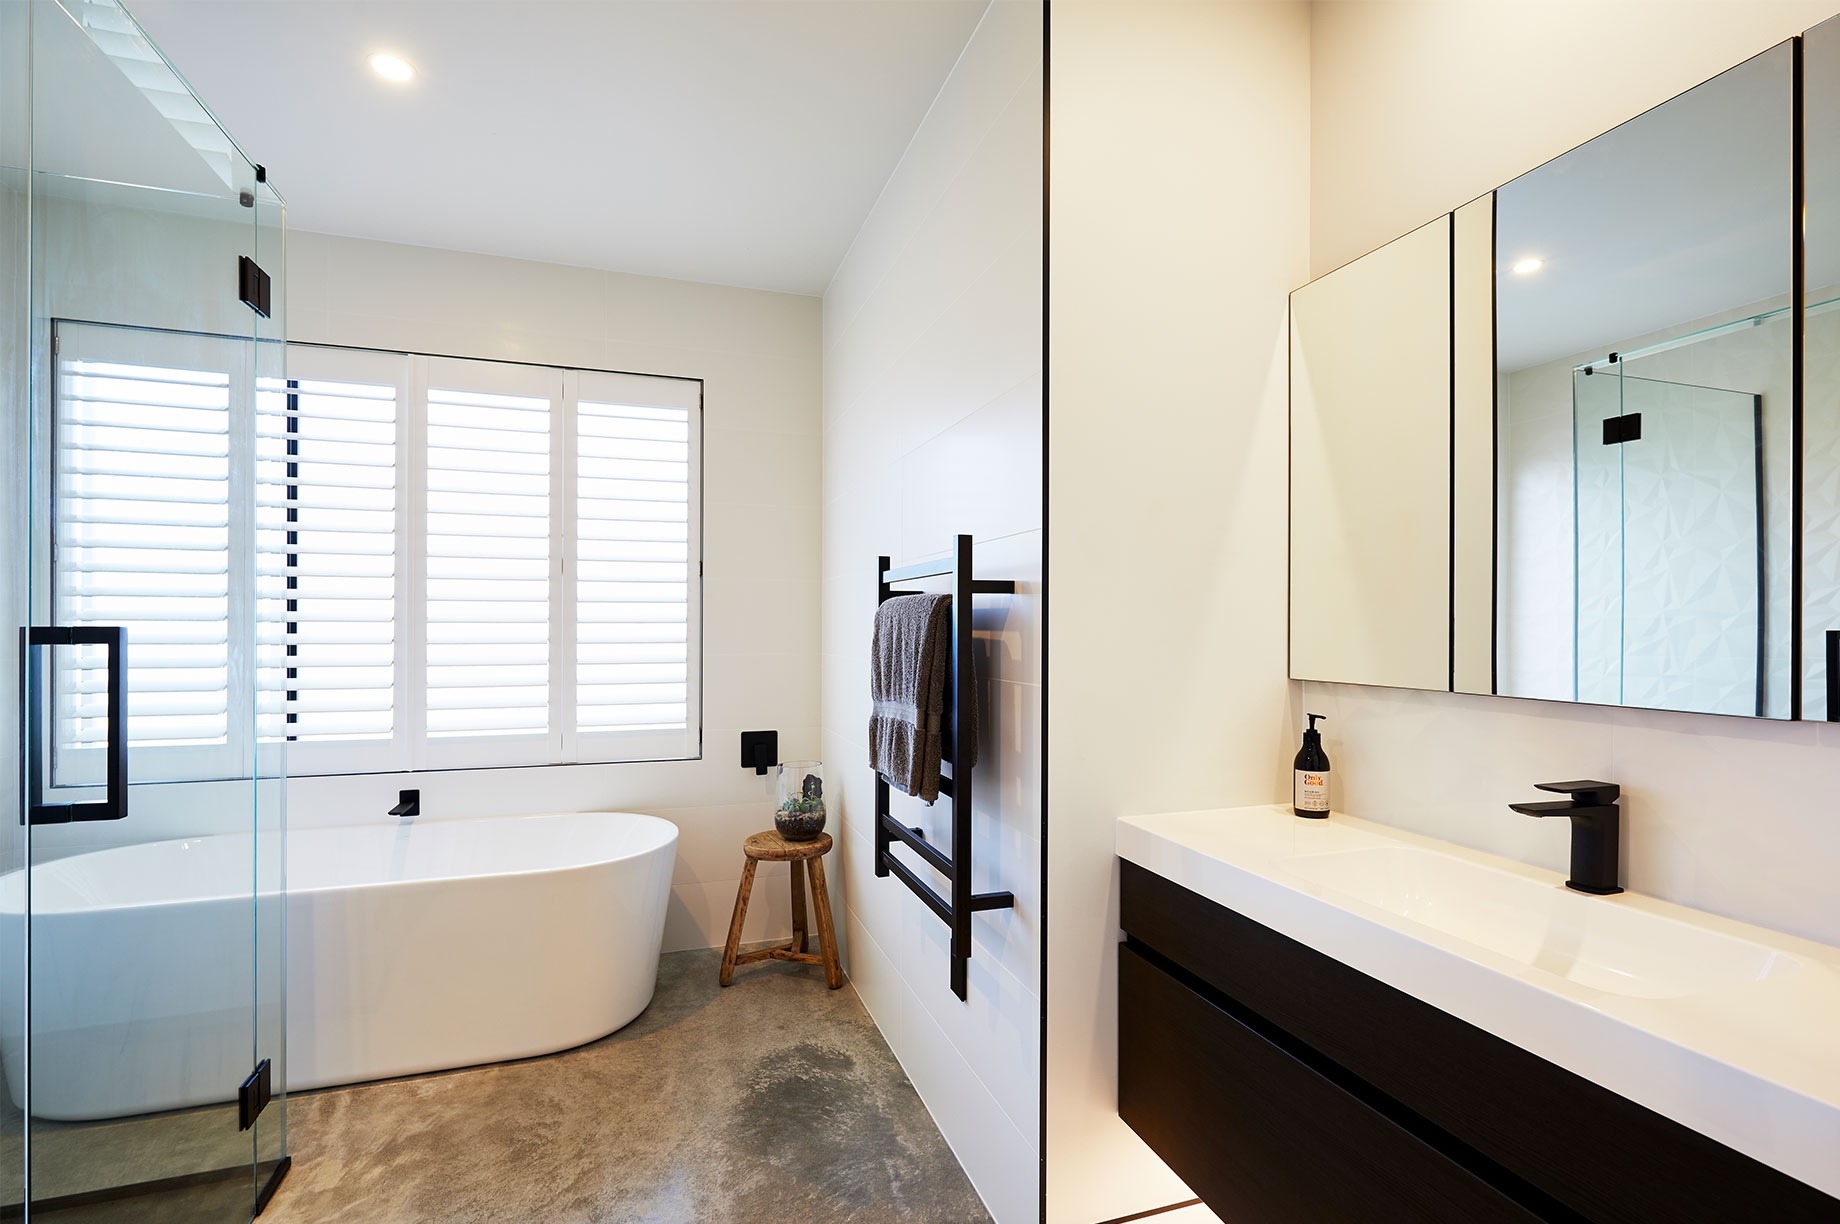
(0, 809), (681, 914)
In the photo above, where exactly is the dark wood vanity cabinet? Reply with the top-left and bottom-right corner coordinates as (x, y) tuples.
(1117, 861), (1840, 1224)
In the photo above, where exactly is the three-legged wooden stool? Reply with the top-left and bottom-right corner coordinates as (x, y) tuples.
(720, 830), (843, 989)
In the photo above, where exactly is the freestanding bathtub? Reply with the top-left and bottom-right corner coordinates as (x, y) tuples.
(0, 810), (678, 1120)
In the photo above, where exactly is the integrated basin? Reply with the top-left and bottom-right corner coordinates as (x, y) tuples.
(1278, 844), (1801, 1000)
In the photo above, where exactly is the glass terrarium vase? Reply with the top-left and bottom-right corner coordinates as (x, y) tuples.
(775, 761), (826, 841)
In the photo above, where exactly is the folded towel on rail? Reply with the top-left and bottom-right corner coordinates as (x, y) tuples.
(869, 593), (977, 804)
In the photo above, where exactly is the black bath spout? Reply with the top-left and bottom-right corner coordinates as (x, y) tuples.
(389, 789), (420, 818)
(1510, 780), (1622, 895)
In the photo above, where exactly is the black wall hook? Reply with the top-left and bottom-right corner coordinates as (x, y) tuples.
(389, 789), (420, 818)
(740, 730), (778, 775)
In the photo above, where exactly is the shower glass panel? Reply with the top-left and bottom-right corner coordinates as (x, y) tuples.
(6, 0), (288, 1218)
(0, 2), (29, 1218)
(252, 171), (289, 1198)
(1572, 368), (1623, 706)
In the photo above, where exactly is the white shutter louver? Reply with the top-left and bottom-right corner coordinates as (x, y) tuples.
(424, 362), (558, 751)
(573, 379), (697, 751)
(52, 324), (248, 783)
(261, 373), (399, 743)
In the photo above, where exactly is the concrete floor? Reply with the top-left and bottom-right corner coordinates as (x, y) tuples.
(256, 947), (993, 1224)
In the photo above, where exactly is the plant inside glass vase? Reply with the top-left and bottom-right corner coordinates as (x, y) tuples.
(775, 772), (827, 841)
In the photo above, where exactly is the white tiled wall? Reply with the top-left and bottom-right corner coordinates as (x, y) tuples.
(1046, 3), (1310, 1222)
(1307, 0), (1840, 955)
(38, 223), (824, 952)
(819, 5), (1043, 1222)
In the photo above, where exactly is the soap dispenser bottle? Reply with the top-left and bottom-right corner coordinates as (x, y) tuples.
(1293, 713), (1331, 819)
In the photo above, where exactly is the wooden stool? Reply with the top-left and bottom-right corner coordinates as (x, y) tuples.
(720, 830), (843, 989)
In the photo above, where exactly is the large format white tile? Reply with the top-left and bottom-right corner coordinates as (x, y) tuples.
(650, 802), (779, 886)
(703, 650), (820, 731)
(844, 910), (903, 1051)
(1303, 682), (1614, 874)
(704, 577), (818, 657)
(895, 974), (1040, 1224)
(824, 3), (1043, 349)
(969, 529), (1043, 689)
(898, 889), (1041, 1144)
(704, 500), (821, 581)
(900, 379), (1043, 561)
(662, 869), (795, 954)
(705, 426), (823, 504)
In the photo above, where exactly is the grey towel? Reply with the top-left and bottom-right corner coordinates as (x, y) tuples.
(869, 593), (977, 804)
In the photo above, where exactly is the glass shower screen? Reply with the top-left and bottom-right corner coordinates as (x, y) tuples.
(5, 0), (289, 1218)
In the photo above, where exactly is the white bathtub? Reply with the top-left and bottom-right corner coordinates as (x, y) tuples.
(0, 810), (677, 1120)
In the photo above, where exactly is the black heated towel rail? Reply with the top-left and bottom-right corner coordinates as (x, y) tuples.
(874, 534), (1016, 1001)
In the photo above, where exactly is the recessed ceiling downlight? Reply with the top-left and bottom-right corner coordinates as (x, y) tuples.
(1512, 257), (1545, 275)
(368, 53), (415, 82)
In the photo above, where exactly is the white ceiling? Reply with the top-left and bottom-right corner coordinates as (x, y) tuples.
(127, 0), (989, 296)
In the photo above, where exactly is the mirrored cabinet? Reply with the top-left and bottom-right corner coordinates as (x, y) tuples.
(1289, 26), (1840, 722)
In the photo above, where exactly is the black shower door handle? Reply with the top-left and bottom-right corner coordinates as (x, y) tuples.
(1828, 630), (1840, 723)
(24, 626), (128, 824)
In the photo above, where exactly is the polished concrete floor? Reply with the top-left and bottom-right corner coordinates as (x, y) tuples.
(258, 947), (993, 1224)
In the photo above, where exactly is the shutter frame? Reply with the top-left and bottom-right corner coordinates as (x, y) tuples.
(570, 368), (702, 764)
(278, 344), (411, 777)
(415, 355), (566, 769)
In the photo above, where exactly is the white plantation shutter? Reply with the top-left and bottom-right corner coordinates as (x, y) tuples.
(51, 323), (251, 784)
(570, 370), (701, 760)
(421, 357), (563, 766)
(265, 346), (409, 773)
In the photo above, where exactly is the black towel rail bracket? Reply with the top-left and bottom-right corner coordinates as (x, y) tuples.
(874, 534), (1016, 1001)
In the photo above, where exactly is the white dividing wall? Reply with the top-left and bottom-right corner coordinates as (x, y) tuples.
(1309, 0), (1840, 952)
(819, 4), (1043, 1221)
(1047, 3), (1310, 1222)
(38, 218), (824, 954)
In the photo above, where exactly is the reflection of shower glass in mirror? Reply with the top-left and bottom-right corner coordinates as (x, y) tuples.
(1491, 41), (1794, 718)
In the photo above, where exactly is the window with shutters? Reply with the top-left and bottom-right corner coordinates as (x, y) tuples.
(51, 328), (700, 782)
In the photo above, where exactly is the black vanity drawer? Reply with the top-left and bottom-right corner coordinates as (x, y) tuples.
(1120, 859), (1840, 1224)
(1119, 943), (1544, 1224)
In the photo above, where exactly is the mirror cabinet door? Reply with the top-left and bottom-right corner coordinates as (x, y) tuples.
(1289, 216), (1452, 691)
(1453, 195), (1494, 697)
(1489, 41), (1795, 718)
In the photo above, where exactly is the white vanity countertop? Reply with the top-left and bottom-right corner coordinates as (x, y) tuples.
(1116, 806), (1840, 1200)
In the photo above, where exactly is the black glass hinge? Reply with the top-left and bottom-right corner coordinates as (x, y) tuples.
(239, 255), (272, 318)
(1601, 412), (1643, 446)
(239, 1058), (272, 1131)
